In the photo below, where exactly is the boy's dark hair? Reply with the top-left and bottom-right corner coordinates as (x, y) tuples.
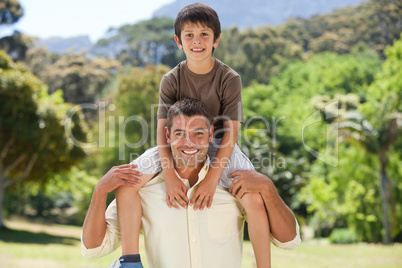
(174, 3), (221, 43)
(166, 98), (212, 131)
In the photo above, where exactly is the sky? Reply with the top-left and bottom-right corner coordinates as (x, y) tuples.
(7, 0), (175, 43)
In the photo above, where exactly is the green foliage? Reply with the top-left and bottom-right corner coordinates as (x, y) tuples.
(4, 167), (99, 224)
(89, 64), (170, 175)
(26, 49), (121, 107)
(0, 0), (23, 25)
(0, 50), (88, 226)
(95, 17), (178, 67)
(0, 31), (34, 61)
(329, 228), (359, 244)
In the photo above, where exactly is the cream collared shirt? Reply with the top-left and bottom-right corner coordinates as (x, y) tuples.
(81, 158), (301, 267)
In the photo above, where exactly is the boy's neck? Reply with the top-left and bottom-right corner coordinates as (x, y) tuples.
(186, 57), (215, 75)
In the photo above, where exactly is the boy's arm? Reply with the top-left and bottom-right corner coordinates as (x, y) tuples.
(190, 120), (239, 210)
(157, 118), (189, 209)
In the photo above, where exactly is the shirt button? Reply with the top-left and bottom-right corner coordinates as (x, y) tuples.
(193, 238), (197, 242)
(195, 259), (198, 263)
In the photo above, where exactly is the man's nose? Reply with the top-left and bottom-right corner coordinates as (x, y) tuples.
(184, 135), (195, 147)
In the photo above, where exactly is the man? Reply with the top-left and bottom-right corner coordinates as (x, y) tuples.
(81, 99), (301, 268)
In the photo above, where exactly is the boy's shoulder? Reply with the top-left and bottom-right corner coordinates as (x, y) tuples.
(163, 60), (186, 80)
(162, 59), (240, 82)
(214, 58), (240, 79)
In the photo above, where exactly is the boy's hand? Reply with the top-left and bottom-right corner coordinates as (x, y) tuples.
(229, 169), (271, 199)
(189, 173), (219, 210)
(165, 172), (189, 209)
(96, 163), (142, 195)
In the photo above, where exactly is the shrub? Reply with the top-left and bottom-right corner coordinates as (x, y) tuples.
(329, 228), (359, 244)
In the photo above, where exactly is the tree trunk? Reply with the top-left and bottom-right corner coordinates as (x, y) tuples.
(0, 176), (5, 228)
(379, 152), (391, 244)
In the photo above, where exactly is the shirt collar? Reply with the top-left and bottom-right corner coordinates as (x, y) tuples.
(173, 156), (210, 188)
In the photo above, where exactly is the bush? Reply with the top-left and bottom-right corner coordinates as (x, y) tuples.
(329, 228), (359, 244)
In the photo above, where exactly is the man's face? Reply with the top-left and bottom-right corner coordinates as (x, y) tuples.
(165, 114), (213, 169)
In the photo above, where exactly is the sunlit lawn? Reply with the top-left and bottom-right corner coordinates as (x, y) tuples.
(1, 218), (402, 268)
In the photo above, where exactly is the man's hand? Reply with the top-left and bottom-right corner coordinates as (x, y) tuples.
(95, 163), (143, 195)
(229, 169), (271, 199)
(165, 170), (189, 209)
(189, 173), (219, 210)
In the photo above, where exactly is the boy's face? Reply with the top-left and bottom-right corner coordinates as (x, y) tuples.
(174, 23), (220, 63)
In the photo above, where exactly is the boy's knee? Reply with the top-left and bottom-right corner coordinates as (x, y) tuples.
(241, 193), (265, 212)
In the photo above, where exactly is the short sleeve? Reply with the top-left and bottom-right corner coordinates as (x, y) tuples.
(270, 218), (302, 250)
(221, 75), (244, 122)
(157, 75), (177, 120)
(81, 200), (121, 259)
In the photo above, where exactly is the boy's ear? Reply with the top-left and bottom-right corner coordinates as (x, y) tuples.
(174, 35), (183, 49)
(213, 34), (221, 48)
(165, 126), (171, 143)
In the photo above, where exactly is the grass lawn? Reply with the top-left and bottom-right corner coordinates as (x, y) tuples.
(1, 218), (402, 268)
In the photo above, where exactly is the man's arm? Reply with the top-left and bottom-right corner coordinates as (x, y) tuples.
(229, 170), (300, 245)
(82, 164), (142, 250)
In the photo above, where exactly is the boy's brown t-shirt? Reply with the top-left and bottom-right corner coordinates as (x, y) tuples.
(157, 58), (244, 135)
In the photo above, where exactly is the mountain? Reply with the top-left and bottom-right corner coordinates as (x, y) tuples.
(153, 0), (365, 28)
(36, 35), (93, 54)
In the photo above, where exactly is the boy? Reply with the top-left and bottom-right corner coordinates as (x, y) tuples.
(115, 3), (271, 268)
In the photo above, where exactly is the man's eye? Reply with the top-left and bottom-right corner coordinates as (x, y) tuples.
(195, 132), (204, 135)
(176, 133), (184, 136)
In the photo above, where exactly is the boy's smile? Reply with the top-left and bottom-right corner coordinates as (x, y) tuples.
(175, 23), (220, 73)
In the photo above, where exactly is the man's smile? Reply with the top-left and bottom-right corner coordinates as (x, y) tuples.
(181, 149), (200, 155)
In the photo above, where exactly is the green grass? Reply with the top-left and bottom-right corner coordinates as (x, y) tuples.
(1, 219), (402, 268)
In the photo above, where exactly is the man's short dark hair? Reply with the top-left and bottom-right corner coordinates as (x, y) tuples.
(174, 3), (221, 43)
(166, 98), (212, 131)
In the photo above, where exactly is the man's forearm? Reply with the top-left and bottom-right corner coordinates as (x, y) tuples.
(260, 180), (297, 243)
(82, 187), (108, 248)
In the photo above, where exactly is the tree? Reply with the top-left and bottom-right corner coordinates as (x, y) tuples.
(0, 0), (23, 25)
(26, 48), (121, 108)
(0, 51), (88, 227)
(88, 64), (170, 177)
(94, 17), (178, 67)
(310, 35), (402, 243)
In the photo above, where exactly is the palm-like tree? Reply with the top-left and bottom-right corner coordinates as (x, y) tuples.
(334, 93), (401, 244)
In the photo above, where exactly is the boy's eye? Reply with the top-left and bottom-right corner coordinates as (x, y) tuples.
(185, 33), (193, 37)
(201, 33), (208, 36)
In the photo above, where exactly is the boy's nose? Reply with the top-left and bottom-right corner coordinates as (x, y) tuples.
(193, 39), (201, 44)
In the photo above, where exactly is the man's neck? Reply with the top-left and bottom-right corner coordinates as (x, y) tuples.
(186, 57), (215, 75)
(175, 161), (205, 187)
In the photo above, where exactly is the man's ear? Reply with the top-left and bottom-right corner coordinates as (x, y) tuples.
(165, 126), (171, 143)
(209, 125), (214, 142)
(213, 34), (221, 49)
(174, 35), (183, 49)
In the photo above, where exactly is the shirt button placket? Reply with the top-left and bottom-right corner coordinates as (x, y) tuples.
(187, 190), (202, 267)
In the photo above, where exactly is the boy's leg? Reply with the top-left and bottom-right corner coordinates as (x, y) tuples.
(238, 193), (271, 268)
(217, 144), (271, 267)
(115, 147), (161, 261)
(115, 174), (153, 255)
